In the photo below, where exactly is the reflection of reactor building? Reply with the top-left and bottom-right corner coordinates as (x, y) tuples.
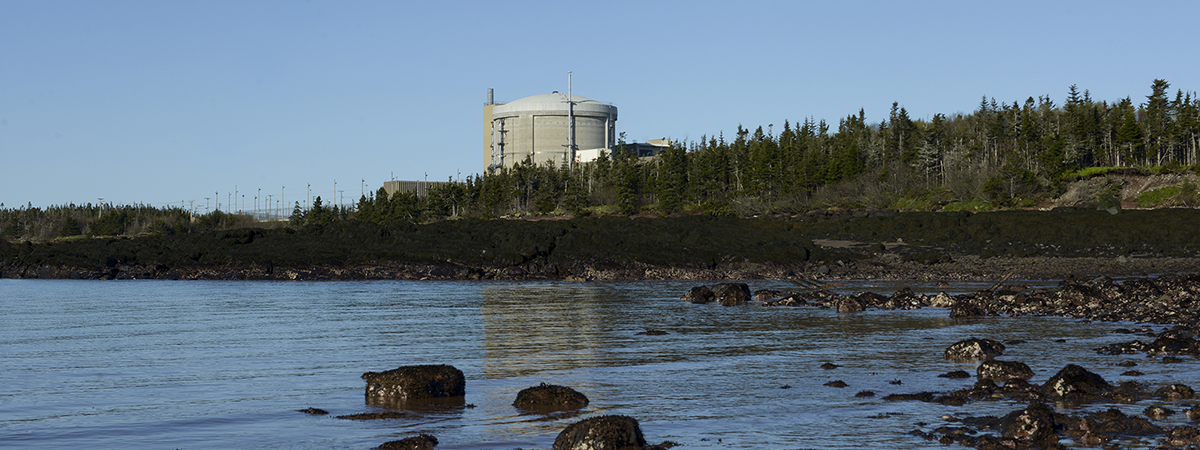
(483, 89), (617, 170)
(480, 284), (605, 380)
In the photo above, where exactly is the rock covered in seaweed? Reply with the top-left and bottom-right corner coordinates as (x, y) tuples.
(1041, 364), (1111, 401)
(943, 338), (1006, 361)
(377, 434), (438, 450)
(680, 286), (715, 304)
(364, 364), (465, 407)
(553, 415), (646, 450)
(711, 283), (751, 306)
(977, 360), (1034, 383)
(513, 383), (589, 411)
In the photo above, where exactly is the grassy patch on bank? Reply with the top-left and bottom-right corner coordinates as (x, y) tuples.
(940, 201), (993, 212)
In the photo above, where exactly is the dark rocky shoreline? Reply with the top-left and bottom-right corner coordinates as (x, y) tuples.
(3, 208), (1200, 282)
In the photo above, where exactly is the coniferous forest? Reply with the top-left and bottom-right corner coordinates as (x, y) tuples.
(3, 79), (1199, 241)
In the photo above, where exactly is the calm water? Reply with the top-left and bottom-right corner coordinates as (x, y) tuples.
(2, 279), (1196, 449)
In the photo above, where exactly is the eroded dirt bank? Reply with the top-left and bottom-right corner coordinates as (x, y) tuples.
(2, 208), (1198, 281)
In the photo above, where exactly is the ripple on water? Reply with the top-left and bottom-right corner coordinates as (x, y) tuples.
(0, 278), (1195, 449)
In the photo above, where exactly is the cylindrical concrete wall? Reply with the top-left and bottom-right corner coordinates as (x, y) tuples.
(487, 92), (617, 169)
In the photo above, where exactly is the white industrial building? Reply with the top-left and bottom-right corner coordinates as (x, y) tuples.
(483, 87), (618, 171)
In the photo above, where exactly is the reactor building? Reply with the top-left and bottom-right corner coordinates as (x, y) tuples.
(483, 88), (618, 171)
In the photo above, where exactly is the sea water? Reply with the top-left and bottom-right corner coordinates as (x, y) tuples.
(1, 279), (1195, 449)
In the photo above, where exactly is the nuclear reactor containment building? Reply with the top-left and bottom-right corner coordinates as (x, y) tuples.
(483, 88), (617, 170)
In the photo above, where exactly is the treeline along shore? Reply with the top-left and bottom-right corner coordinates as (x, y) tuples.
(3, 207), (1199, 281)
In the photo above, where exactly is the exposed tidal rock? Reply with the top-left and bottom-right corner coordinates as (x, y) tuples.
(711, 283), (751, 306)
(1166, 426), (1200, 446)
(297, 407), (328, 415)
(977, 360), (1034, 383)
(337, 411), (412, 420)
(1042, 364), (1111, 401)
(928, 292), (955, 308)
(553, 415), (647, 450)
(513, 383), (589, 411)
(944, 338), (1006, 361)
(364, 364), (465, 407)
(950, 405), (1181, 448)
(753, 289), (782, 301)
(1145, 405), (1175, 420)
(377, 434), (438, 450)
(680, 286), (715, 304)
(1156, 384), (1195, 400)
(762, 293), (808, 307)
(949, 293), (993, 319)
(836, 296), (865, 313)
(937, 370), (972, 379)
(999, 402), (1059, 447)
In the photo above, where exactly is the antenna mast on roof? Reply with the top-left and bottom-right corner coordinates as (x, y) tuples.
(567, 72), (577, 169)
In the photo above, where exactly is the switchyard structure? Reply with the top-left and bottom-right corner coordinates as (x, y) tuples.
(484, 78), (617, 171)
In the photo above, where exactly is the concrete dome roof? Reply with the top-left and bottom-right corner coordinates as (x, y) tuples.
(493, 92), (616, 118)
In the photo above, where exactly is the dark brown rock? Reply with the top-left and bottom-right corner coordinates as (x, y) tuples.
(337, 411), (412, 420)
(1145, 405), (1175, 420)
(1156, 384), (1195, 400)
(513, 383), (589, 411)
(377, 434), (438, 450)
(938, 370), (971, 379)
(1166, 426), (1200, 446)
(999, 403), (1058, 447)
(944, 338), (1006, 361)
(636, 329), (668, 336)
(680, 286), (715, 304)
(364, 364), (465, 407)
(297, 407), (328, 415)
(1087, 408), (1162, 435)
(836, 296), (865, 313)
(1042, 364), (1111, 401)
(977, 360), (1034, 383)
(712, 283), (751, 306)
(553, 415), (646, 450)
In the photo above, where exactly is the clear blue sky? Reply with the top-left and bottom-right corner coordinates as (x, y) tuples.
(2, 0), (1196, 210)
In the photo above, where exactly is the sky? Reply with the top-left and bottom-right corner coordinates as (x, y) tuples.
(2, 0), (1197, 211)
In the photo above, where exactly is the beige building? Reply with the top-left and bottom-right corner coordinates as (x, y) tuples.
(484, 89), (617, 170)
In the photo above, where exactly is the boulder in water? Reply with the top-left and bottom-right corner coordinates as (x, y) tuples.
(1042, 364), (1110, 400)
(977, 360), (1034, 383)
(513, 383), (589, 411)
(553, 415), (646, 450)
(364, 364), (465, 407)
(377, 434), (438, 450)
(680, 286), (715, 304)
(944, 338), (1005, 361)
(712, 283), (751, 306)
